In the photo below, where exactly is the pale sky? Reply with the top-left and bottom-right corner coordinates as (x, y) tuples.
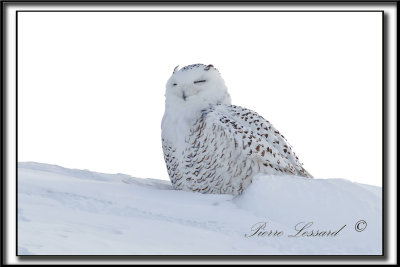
(17, 11), (382, 186)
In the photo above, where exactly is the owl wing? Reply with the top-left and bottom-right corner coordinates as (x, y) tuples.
(205, 105), (312, 177)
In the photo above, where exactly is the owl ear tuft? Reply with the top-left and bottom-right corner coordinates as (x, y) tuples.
(204, 64), (214, 71)
(173, 65), (179, 74)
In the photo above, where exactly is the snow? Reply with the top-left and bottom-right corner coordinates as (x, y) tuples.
(17, 162), (382, 255)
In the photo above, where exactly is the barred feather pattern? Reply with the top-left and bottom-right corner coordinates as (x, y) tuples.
(162, 104), (312, 195)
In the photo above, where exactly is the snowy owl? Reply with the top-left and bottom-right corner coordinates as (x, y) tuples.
(161, 64), (312, 195)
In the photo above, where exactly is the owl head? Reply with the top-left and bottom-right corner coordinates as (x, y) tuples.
(165, 64), (231, 112)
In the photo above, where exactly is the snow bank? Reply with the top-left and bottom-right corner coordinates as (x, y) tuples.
(17, 162), (382, 255)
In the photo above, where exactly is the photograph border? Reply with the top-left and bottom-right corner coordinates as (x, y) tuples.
(2, 0), (396, 265)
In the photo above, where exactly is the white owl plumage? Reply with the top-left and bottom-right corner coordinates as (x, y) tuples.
(161, 64), (312, 195)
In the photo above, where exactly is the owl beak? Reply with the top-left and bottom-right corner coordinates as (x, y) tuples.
(182, 91), (187, 101)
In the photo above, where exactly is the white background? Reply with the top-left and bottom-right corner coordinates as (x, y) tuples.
(18, 11), (382, 186)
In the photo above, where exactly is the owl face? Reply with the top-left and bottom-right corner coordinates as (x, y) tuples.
(165, 64), (231, 110)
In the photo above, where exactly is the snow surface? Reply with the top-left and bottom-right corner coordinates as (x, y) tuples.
(17, 162), (382, 255)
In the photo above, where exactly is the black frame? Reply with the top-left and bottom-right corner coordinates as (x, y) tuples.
(2, 0), (394, 264)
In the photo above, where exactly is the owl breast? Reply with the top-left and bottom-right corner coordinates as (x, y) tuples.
(162, 105), (258, 195)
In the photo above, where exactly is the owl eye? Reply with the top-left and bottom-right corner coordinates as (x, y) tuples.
(172, 83), (177, 86)
(194, 80), (206, 84)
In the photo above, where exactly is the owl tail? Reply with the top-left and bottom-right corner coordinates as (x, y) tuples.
(301, 168), (313, 178)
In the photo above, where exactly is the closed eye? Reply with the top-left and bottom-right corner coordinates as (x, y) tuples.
(194, 80), (206, 84)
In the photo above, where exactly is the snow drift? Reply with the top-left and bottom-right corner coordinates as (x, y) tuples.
(17, 162), (382, 255)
